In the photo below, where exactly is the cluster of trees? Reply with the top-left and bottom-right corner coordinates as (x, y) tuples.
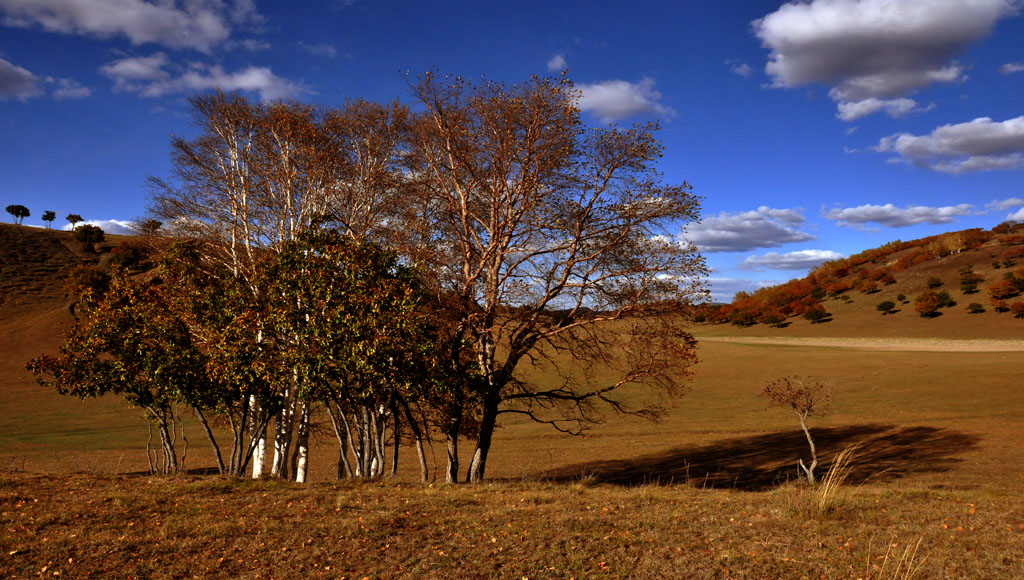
(4, 205), (84, 230)
(30, 75), (706, 484)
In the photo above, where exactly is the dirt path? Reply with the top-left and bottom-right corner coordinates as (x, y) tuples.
(697, 336), (1024, 352)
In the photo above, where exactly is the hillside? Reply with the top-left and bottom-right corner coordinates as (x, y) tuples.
(698, 223), (1024, 339)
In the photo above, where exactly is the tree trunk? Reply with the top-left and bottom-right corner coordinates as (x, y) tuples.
(272, 394), (296, 479)
(467, 390), (500, 483)
(797, 412), (818, 485)
(325, 401), (354, 479)
(193, 407), (225, 475)
(401, 401), (429, 483)
(292, 402), (310, 483)
(250, 395), (267, 479)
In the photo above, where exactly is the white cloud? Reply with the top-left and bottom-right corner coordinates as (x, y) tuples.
(999, 62), (1024, 75)
(101, 53), (307, 101)
(297, 41), (337, 58)
(835, 97), (924, 121)
(226, 38), (271, 51)
(739, 249), (846, 271)
(726, 59), (752, 77)
(547, 53), (567, 72)
(682, 206), (814, 253)
(825, 203), (974, 228)
(0, 56), (41, 100)
(62, 219), (136, 236)
(874, 116), (1024, 174)
(0, 0), (262, 53)
(576, 77), (674, 123)
(51, 77), (91, 99)
(987, 198), (1024, 211)
(753, 0), (1018, 120)
(1008, 207), (1024, 221)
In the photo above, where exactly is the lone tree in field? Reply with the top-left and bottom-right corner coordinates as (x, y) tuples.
(42, 210), (56, 228)
(876, 300), (895, 315)
(66, 213), (83, 228)
(762, 376), (831, 485)
(6, 204), (29, 224)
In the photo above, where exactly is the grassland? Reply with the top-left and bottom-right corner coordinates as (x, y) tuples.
(2, 223), (1023, 578)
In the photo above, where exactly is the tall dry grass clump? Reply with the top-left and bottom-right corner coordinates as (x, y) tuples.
(816, 443), (859, 515)
(868, 536), (927, 580)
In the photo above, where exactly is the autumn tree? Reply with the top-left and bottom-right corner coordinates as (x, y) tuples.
(405, 73), (705, 482)
(762, 376), (831, 485)
(42, 210), (56, 228)
(5, 204), (29, 224)
(27, 271), (208, 474)
(914, 290), (941, 317)
(148, 91), (412, 479)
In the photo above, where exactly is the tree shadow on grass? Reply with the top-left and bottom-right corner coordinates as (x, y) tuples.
(537, 424), (980, 491)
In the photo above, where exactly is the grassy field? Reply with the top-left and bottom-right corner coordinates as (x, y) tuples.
(2, 223), (1024, 577)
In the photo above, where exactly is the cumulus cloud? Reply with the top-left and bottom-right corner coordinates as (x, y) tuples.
(825, 203), (974, 228)
(576, 77), (674, 123)
(101, 52), (306, 101)
(873, 115), (1024, 174)
(739, 249), (846, 271)
(62, 219), (136, 236)
(753, 0), (1018, 120)
(999, 62), (1024, 75)
(1008, 207), (1024, 221)
(0, 56), (41, 100)
(682, 206), (814, 253)
(547, 53), (567, 72)
(726, 59), (752, 77)
(297, 41), (337, 58)
(987, 198), (1024, 211)
(0, 0), (264, 52)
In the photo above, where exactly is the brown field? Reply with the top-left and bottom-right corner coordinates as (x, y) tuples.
(2, 223), (1024, 578)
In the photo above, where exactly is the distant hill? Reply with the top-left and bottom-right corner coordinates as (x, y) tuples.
(696, 222), (1024, 338)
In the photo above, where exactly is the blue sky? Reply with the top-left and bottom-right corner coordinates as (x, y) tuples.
(2, 0), (1023, 301)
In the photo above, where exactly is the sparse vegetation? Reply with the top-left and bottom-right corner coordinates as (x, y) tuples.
(926, 275), (943, 289)
(876, 300), (896, 315)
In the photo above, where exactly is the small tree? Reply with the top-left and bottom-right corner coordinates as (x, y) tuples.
(133, 219), (163, 236)
(876, 300), (896, 315)
(896, 293), (906, 303)
(1012, 302), (1024, 319)
(72, 224), (105, 252)
(926, 276), (943, 289)
(936, 290), (955, 308)
(66, 213), (83, 228)
(914, 290), (941, 317)
(967, 302), (985, 314)
(5, 204), (29, 224)
(803, 302), (828, 323)
(762, 376), (831, 485)
(42, 211), (56, 229)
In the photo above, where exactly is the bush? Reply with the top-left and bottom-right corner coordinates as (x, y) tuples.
(926, 276), (943, 288)
(967, 303), (985, 314)
(803, 303), (828, 324)
(936, 290), (956, 308)
(876, 300), (896, 315)
(1012, 302), (1024, 319)
(72, 224), (105, 252)
(914, 290), (941, 317)
(896, 293), (906, 303)
(109, 241), (151, 271)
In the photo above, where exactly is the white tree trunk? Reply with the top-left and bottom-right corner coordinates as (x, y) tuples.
(251, 435), (266, 479)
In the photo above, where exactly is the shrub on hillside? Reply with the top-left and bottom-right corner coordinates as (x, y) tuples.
(876, 300), (896, 315)
(1012, 302), (1024, 319)
(967, 303), (985, 314)
(991, 298), (1010, 313)
(109, 241), (152, 272)
(914, 290), (941, 317)
(803, 303), (828, 324)
(926, 276), (943, 289)
(989, 280), (1021, 301)
(72, 224), (105, 252)
(936, 290), (956, 308)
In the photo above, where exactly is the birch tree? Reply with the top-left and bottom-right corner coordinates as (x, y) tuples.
(405, 73), (706, 482)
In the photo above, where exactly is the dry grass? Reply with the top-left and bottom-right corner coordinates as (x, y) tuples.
(2, 472), (1022, 579)
(817, 444), (859, 516)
